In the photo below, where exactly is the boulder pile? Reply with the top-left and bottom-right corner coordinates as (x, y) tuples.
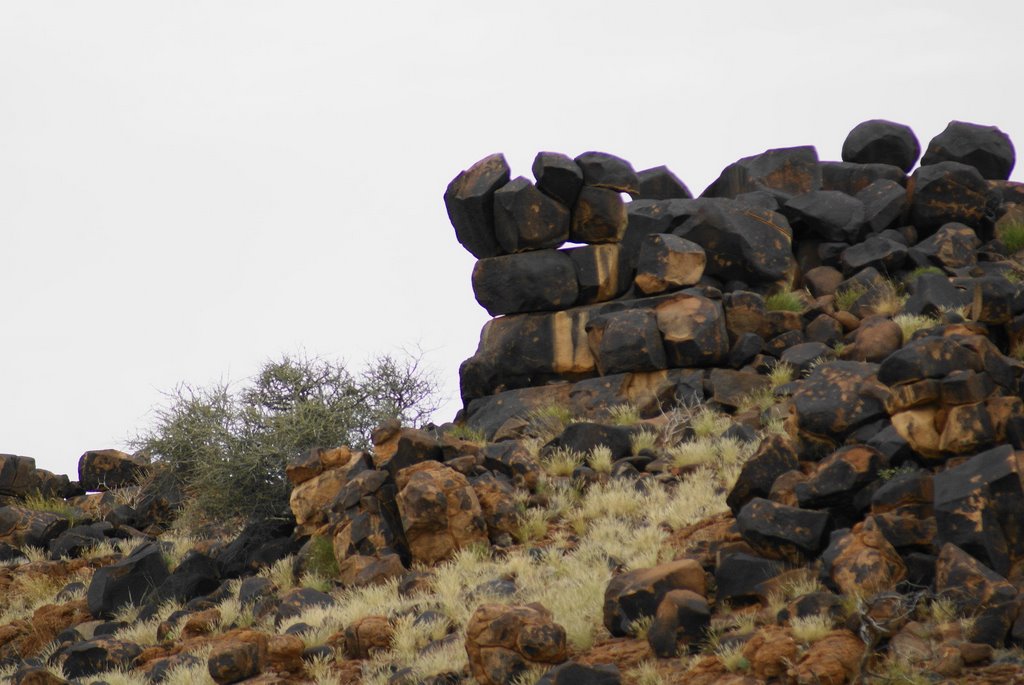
(0, 119), (1023, 684)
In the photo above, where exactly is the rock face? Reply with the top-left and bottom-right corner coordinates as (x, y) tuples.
(464, 603), (568, 685)
(77, 450), (149, 492)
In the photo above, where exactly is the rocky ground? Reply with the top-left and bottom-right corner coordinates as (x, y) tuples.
(3, 120), (1024, 684)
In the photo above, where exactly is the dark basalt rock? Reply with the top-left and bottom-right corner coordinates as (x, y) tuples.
(575, 151), (640, 195)
(544, 422), (634, 461)
(655, 292), (730, 368)
(493, 176), (570, 253)
(856, 179), (907, 234)
(902, 272), (971, 317)
(63, 638), (143, 679)
(87, 542), (169, 619)
(637, 165), (692, 200)
(571, 185), (628, 244)
(537, 662), (622, 685)
(532, 151), (583, 208)
(790, 361), (892, 448)
(78, 449), (149, 492)
(735, 498), (832, 564)
(48, 521), (113, 560)
(795, 445), (889, 517)
(634, 233), (706, 295)
(783, 190), (867, 243)
(0, 505), (70, 549)
(275, 587), (334, 626)
(602, 559), (705, 636)
(566, 244), (630, 305)
(720, 432), (798, 511)
(922, 120), (1016, 181)
(647, 589), (710, 657)
(908, 161), (995, 235)
(586, 308), (667, 376)
(841, 119), (921, 172)
(840, 234), (907, 275)
(702, 145), (821, 201)
(622, 199), (698, 268)
(714, 551), (784, 603)
(472, 250), (579, 316)
(912, 222), (980, 268)
(444, 153), (510, 259)
(673, 198), (797, 284)
(820, 161), (906, 195)
(214, 518), (296, 579)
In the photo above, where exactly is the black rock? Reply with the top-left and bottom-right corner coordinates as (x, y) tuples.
(63, 638), (143, 678)
(537, 661), (622, 685)
(444, 153), (510, 259)
(87, 541), (169, 619)
(214, 517), (296, 579)
(726, 434), (799, 514)
(909, 161), (995, 236)
(48, 521), (113, 560)
(647, 589), (710, 657)
(565, 244), (631, 305)
(471, 250), (579, 316)
(840, 235), (907, 275)
(714, 552), (784, 603)
(913, 222), (980, 269)
(922, 120), (1016, 181)
(703, 146), (821, 201)
(735, 498), (831, 564)
(571, 186), (628, 244)
(275, 587), (334, 626)
(544, 423), (634, 461)
(856, 179), (908, 234)
(637, 165), (692, 200)
(820, 161), (906, 195)
(493, 177), (570, 254)
(842, 119), (921, 172)
(783, 190), (867, 243)
(532, 151), (584, 207)
(586, 308), (667, 376)
(727, 332), (764, 369)
(902, 272), (970, 317)
(575, 151), (640, 195)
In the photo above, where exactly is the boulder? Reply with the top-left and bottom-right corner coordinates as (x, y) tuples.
(87, 541), (169, 619)
(840, 235), (906, 275)
(908, 161), (994, 235)
(655, 292), (730, 367)
(213, 518), (298, 579)
(634, 234), (706, 295)
(913, 222), (980, 269)
(571, 186), (628, 244)
(395, 461), (488, 565)
(820, 521), (907, 595)
(444, 153), (510, 258)
(63, 638), (143, 679)
(494, 176), (571, 253)
(537, 662), (622, 685)
(714, 552), (784, 603)
(575, 151), (640, 195)
(783, 190), (866, 243)
(586, 308), (667, 376)
(0, 454), (41, 497)
(207, 631), (268, 685)
(791, 630), (865, 685)
(289, 451), (372, 532)
(857, 179), (907, 233)
(795, 444), (888, 515)
(0, 505), (69, 549)
(566, 244), (630, 305)
(275, 587), (334, 626)
(735, 498), (831, 564)
(922, 120), (1015, 180)
(472, 250), (579, 316)
(726, 434), (800, 514)
(790, 361), (891, 447)
(343, 615), (393, 659)
(77, 449), (149, 492)
(371, 423), (443, 476)
(532, 152), (583, 208)
(820, 161), (905, 195)
(647, 589), (710, 657)
(703, 146), (821, 201)
(602, 558), (706, 636)
(674, 199), (797, 283)
(637, 166), (692, 201)
(841, 119), (920, 172)
(465, 603), (568, 685)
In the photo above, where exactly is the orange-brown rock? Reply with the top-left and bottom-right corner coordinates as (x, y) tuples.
(465, 603), (567, 685)
(821, 521), (906, 595)
(207, 630), (269, 685)
(289, 451), (371, 533)
(180, 608), (221, 640)
(335, 552), (405, 588)
(343, 615), (393, 659)
(395, 460), (488, 565)
(603, 559), (706, 636)
(742, 625), (799, 681)
(790, 629), (864, 685)
(266, 634), (304, 674)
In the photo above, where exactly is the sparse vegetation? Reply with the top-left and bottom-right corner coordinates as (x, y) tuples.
(132, 351), (438, 524)
(630, 428), (659, 455)
(893, 313), (939, 343)
(20, 493), (84, 525)
(305, 534), (340, 579)
(903, 265), (945, 283)
(541, 446), (584, 477)
(446, 423), (485, 443)
(767, 361), (795, 388)
(607, 402), (642, 425)
(765, 290), (806, 312)
(587, 445), (614, 474)
(833, 283), (867, 311)
(789, 614), (834, 643)
(998, 220), (1024, 253)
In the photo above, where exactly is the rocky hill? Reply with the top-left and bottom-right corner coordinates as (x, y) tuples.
(3, 119), (1024, 684)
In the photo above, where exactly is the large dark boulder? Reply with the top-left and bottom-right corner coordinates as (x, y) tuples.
(841, 119), (920, 172)
(78, 449), (149, 492)
(575, 151), (640, 195)
(673, 198), (797, 284)
(726, 434), (800, 514)
(571, 186), (628, 244)
(736, 498), (831, 564)
(655, 292), (729, 367)
(908, 161), (995, 235)
(565, 244), (630, 305)
(634, 234), (706, 295)
(702, 146), (821, 201)
(493, 177), (570, 253)
(820, 161), (906, 195)
(783, 190), (866, 243)
(602, 559), (705, 636)
(444, 153), (510, 259)
(922, 120), (1015, 180)
(0, 454), (40, 497)
(857, 179), (908, 233)
(87, 542), (169, 618)
(637, 165), (692, 200)
(471, 250), (579, 316)
(532, 151), (583, 208)
(790, 361), (892, 448)
(64, 639), (143, 679)
(544, 422), (634, 461)
(214, 518), (297, 578)
(586, 308), (667, 376)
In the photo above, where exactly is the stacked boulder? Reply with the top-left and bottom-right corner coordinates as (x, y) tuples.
(448, 120), (1023, 444)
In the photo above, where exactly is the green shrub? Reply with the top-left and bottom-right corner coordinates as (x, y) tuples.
(764, 290), (805, 312)
(305, 534), (340, 578)
(132, 352), (438, 524)
(833, 283), (867, 311)
(998, 221), (1024, 253)
(903, 266), (944, 283)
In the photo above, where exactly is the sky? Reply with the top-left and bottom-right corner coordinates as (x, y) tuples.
(2, 1), (1023, 478)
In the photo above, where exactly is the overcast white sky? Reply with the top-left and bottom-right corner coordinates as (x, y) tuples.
(2, 1), (1022, 478)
